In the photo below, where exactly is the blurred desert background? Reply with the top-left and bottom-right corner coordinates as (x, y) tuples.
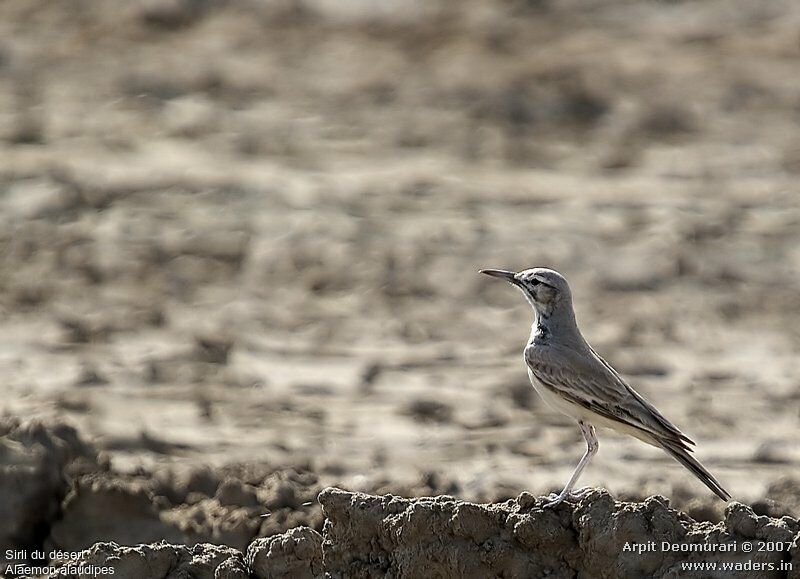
(2, 0), (800, 556)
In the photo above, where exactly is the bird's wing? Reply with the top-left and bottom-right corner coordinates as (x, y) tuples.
(525, 344), (694, 449)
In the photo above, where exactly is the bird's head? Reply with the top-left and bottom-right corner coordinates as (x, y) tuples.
(480, 267), (573, 316)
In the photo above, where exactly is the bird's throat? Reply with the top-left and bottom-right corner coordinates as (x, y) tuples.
(530, 311), (552, 345)
(529, 303), (581, 347)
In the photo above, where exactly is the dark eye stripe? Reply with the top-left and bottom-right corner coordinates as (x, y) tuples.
(530, 278), (555, 289)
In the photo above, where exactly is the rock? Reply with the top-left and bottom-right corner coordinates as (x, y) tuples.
(153, 465), (220, 505)
(637, 103), (697, 139)
(246, 526), (323, 579)
(318, 487), (800, 578)
(764, 477), (800, 517)
(216, 478), (261, 508)
(75, 365), (109, 387)
(0, 417), (99, 568)
(31, 486), (800, 578)
(400, 398), (454, 424)
(49, 542), (247, 579)
(48, 472), (263, 551)
(58, 315), (111, 344)
(162, 497), (262, 550)
(136, 0), (209, 29)
(47, 473), (185, 549)
(194, 333), (234, 365)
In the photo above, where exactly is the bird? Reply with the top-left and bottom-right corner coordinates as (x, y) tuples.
(480, 266), (730, 507)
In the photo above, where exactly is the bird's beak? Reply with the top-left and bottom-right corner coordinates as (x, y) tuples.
(480, 269), (518, 284)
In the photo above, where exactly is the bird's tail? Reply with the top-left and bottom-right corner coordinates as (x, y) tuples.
(659, 442), (731, 502)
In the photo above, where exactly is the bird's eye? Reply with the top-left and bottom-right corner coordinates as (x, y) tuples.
(529, 279), (540, 286)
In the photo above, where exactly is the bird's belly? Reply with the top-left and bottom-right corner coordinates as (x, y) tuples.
(526, 368), (658, 444)
(526, 368), (587, 421)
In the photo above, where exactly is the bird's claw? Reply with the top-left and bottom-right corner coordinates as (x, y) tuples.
(568, 486), (593, 499)
(542, 487), (593, 508)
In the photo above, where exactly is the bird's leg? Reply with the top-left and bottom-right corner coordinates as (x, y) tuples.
(543, 421), (598, 508)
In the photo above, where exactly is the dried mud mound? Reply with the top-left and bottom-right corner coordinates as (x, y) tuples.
(47, 466), (324, 553)
(319, 488), (800, 578)
(0, 417), (323, 576)
(51, 542), (250, 579)
(45, 488), (800, 579)
(0, 417), (101, 568)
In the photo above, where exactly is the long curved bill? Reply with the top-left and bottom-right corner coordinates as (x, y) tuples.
(479, 269), (518, 284)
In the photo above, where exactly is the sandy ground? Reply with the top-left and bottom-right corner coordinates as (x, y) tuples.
(1, 0), (800, 546)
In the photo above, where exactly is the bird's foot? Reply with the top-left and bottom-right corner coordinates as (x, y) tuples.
(542, 487), (593, 508)
(568, 486), (593, 499)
